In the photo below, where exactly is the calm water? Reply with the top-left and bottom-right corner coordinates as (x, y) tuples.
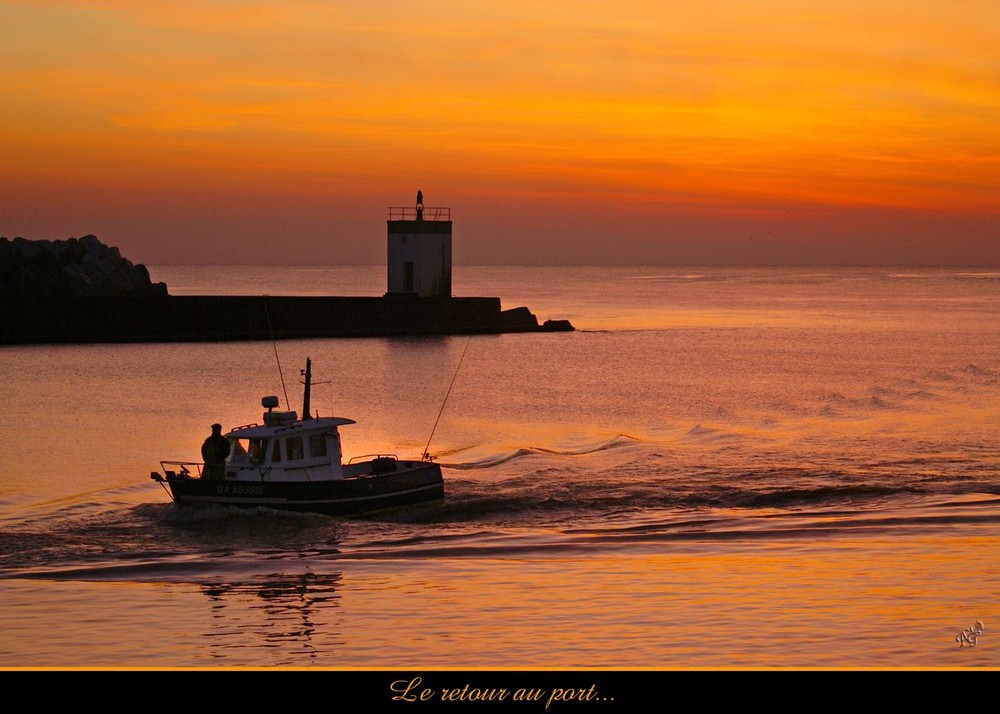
(1, 266), (998, 668)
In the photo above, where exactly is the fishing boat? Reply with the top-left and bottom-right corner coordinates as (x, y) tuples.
(150, 358), (445, 515)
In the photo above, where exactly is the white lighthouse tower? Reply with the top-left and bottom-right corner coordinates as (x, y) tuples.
(386, 190), (452, 298)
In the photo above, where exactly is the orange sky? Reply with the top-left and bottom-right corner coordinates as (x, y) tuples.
(1, 0), (998, 265)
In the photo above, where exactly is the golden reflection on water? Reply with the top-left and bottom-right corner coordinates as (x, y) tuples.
(200, 572), (344, 663)
(2, 530), (996, 667)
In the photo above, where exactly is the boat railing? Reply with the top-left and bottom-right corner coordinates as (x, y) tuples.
(348, 453), (398, 464)
(159, 460), (203, 478)
(230, 422), (261, 431)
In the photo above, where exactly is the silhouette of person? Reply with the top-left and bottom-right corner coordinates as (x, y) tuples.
(201, 423), (231, 480)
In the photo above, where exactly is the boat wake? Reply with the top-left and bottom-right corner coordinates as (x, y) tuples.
(5, 492), (999, 584)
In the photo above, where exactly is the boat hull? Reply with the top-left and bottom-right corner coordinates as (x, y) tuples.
(163, 461), (444, 516)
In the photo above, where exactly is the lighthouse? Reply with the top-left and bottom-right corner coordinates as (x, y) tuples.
(386, 190), (452, 298)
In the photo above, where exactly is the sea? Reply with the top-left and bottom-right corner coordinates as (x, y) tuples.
(1, 265), (998, 676)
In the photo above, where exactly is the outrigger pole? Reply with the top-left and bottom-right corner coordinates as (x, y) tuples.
(263, 296), (291, 410)
(149, 472), (176, 501)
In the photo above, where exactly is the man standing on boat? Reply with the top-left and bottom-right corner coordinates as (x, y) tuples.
(201, 423), (230, 480)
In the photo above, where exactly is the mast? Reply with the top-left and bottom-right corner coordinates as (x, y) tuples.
(301, 357), (312, 420)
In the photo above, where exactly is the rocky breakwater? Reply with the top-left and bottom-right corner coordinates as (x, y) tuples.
(1, 235), (167, 297)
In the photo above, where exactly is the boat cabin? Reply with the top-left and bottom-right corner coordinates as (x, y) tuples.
(223, 397), (356, 481)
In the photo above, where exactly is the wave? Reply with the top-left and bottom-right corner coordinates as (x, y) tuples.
(441, 434), (640, 469)
(681, 424), (749, 443)
(953, 272), (1000, 281)
(626, 273), (720, 283)
(961, 364), (999, 383)
(429, 480), (933, 519)
(716, 483), (925, 508)
(922, 365), (999, 387)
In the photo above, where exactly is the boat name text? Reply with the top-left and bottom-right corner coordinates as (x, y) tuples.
(215, 484), (265, 496)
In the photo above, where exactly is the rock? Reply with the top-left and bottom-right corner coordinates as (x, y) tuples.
(61, 238), (84, 266)
(0, 235), (169, 297)
(497, 306), (539, 330)
(12, 237), (42, 259)
(541, 319), (575, 332)
(62, 263), (91, 285)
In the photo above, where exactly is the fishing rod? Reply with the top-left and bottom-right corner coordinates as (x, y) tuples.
(422, 331), (474, 461)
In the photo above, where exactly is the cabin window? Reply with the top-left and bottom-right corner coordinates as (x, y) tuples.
(271, 440), (282, 463)
(309, 434), (327, 458)
(286, 436), (304, 461)
(249, 438), (267, 462)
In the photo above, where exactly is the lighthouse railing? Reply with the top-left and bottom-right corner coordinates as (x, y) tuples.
(388, 206), (451, 221)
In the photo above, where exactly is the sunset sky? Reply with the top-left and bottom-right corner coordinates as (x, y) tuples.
(1, 0), (998, 265)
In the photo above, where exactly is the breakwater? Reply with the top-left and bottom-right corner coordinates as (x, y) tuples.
(1, 235), (574, 344)
(0, 295), (572, 345)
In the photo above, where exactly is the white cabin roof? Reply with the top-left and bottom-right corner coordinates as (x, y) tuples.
(227, 416), (356, 440)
